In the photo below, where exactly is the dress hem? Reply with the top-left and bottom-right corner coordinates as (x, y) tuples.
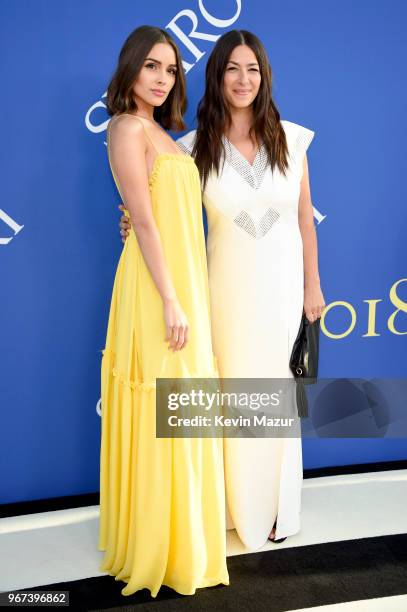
(99, 564), (229, 598)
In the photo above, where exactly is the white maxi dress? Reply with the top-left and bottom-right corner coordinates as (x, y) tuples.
(177, 120), (315, 549)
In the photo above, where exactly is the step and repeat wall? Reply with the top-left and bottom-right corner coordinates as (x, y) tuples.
(1, 0), (406, 503)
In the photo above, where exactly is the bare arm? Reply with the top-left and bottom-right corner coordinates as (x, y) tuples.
(298, 154), (325, 322)
(108, 115), (188, 350)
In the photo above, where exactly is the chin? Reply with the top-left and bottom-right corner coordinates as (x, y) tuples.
(232, 98), (252, 108)
(153, 95), (169, 107)
(148, 98), (165, 107)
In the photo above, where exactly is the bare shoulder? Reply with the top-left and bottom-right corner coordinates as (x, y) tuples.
(108, 114), (146, 146)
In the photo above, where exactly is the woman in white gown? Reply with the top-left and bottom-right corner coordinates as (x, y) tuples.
(119, 30), (325, 550)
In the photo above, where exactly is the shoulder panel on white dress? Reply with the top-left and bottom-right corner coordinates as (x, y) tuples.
(280, 119), (315, 165)
(176, 129), (197, 155)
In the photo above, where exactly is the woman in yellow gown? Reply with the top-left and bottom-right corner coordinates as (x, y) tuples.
(98, 25), (229, 597)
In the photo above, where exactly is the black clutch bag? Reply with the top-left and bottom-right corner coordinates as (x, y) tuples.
(289, 314), (321, 418)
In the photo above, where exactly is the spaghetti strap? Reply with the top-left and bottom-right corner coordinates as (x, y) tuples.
(119, 113), (160, 154)
(106, 114), (161, 199)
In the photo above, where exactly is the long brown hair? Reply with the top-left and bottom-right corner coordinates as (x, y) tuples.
(106, 25), (186, 131)
(193, 30), (289, 189)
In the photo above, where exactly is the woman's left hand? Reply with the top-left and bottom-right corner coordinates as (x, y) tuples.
(303, 283), (326, 323)
(118, 203), (131, 243)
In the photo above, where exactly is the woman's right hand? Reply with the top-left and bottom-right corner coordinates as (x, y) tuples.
(118, 203), (131, 243)
(163, 297), (189, 351)
(118, 201), (187, 350)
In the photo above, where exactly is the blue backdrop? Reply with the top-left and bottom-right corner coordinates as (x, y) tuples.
(1, 0), (406, 504)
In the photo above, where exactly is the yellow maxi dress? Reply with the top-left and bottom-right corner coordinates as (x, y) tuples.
(98, 115), (229, 598)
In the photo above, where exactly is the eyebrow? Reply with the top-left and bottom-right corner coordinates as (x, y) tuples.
(145, 56), (177, 68)
(227, 60), (259, 66)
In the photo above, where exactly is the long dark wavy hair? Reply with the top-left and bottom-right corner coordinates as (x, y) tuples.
(193, 30), (289, 189)
(106, 25), (186, 131)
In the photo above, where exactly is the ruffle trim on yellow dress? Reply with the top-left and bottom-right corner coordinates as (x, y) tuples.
(148, 153), (195, 189)
(101, 348), (220, 392)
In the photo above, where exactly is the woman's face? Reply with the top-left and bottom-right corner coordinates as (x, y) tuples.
(223, 44), (261, 110)
(132, 42), (178, 108)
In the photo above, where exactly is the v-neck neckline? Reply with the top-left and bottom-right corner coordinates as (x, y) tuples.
(223, 136), (262, 168)
(222, 135), (268, 190)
